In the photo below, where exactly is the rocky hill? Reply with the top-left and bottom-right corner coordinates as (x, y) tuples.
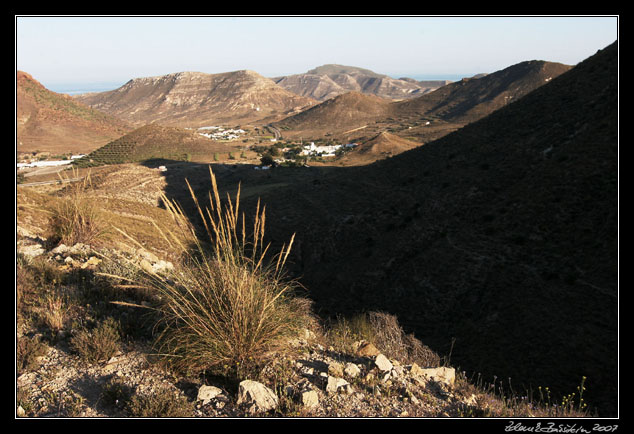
(74, 70), (317, 128)
(394, 59), (573, 123)
(16, 71), (131, 155)
(273, 64), (448, 101)
(73, 124), (240, 167)
(274, 91), (395, 139)
(16, 186), (588, 419)
(15, 42), (617, 420)
(208, 41), (618, 416)
(335, 132), (422, 166)
(272, 59), (572, 153)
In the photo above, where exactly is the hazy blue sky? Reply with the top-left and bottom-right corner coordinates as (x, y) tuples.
(16, 16), (618, 92)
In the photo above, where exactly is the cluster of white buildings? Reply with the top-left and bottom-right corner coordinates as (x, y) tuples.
(196, 126), (245, 141)
(17, 155), (85, 169)
(299, 142), (357, 157)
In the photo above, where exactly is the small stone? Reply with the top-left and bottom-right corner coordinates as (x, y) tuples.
(197, 385), (223, 405)
(301, 390), (319, 408)
(51, 244), (69, 255)
(139, 259), (154, 274)
(236, 380), (278, 413)
(81, 256), (101, 269)
(328, 361), (344, 378)
(392, 365), (405, 377)
(325, 376), (349, 394)
(17, 406), (26, 417)
(412, 366), (456, 387)
(344, 363), (361, 378)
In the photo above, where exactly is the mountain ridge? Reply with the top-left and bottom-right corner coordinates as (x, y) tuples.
(74, 70), (317, 128)
(234, 41), (618, 416)
(16, 71), (131, 155)
(273, 64), (448, 102)
(270, 58), (573, 161)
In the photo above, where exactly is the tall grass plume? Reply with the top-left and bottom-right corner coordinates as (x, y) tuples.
(115, 166), (313, 378)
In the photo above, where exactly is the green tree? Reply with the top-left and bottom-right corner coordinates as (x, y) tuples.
(260, 153), (275, 166)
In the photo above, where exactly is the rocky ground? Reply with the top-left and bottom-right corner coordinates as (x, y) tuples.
(16, 237), (490, 419)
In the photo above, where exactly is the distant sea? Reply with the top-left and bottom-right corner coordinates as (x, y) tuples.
(395, 73), (480, 81)
(46, 82), (126, 95)
(44, 74), (476, 95)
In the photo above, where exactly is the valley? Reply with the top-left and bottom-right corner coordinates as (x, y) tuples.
(16, 42), (618, 418)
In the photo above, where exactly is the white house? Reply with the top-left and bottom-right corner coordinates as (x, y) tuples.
(300, 142), (342, 157)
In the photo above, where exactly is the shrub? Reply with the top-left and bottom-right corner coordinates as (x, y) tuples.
(123, 166), (313, 378)
(126, 386), (193, 418)
(260, 153), (275, 166)
(70, 317), (120, 363)
(17, 335), (48, 375)
(100, 378), (135, 411)
(48, 169), (109, 246)
(39, 291), (69, 333)
(327, 311), (441, 366)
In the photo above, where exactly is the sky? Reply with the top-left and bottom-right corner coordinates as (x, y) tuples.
(15, 15), (618, 93)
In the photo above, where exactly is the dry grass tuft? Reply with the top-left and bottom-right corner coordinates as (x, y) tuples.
(17, 335), (48, 375)
(327, 311), (441, 366)
(39, 292), (69, 333)
(48, 168), (110, 246)
(112, 166), (313, 379)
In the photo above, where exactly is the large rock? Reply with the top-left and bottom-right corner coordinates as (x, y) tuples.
(410, 364), (456, 387)
(326, 376), (351, 394)
(17, 243), (45, 258)
(354, 340), (380, 357)
(374, 354), (393, 372)
(236, 380), (278, 414)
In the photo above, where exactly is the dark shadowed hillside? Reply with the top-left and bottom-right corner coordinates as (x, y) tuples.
(395, 60), (572, 123)
(212, 41), (618, 416)
(335, 132), (422, 166)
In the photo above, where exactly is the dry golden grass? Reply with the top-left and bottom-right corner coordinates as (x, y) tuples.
(39, 292), (69, 333)
(326, 311), (441, 367)
(47, 169), (110, 246)
(69, 317), (121, 363)
(110, 166), (314, 378)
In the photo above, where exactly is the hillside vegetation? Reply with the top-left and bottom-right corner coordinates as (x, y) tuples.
(16, 71), (131, 155)
(16, 41), (618, 419)
(211, 42), (618, 416)
(17, 166), (592, 419)
(272, 59), (572, 152)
